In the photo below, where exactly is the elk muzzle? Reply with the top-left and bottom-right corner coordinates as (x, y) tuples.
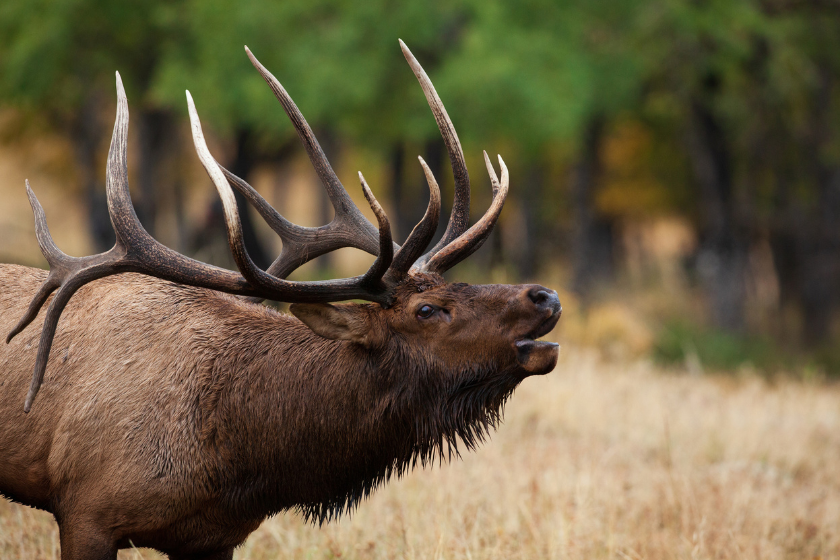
(514, 286), (561, 375)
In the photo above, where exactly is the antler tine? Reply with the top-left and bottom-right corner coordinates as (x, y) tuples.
(421, 153), (509, 275)
(399, 40), (471, 264)
(389, 157), (441, 276)
(6, 181), (70, 344)
(244, 47), (385, 252)
(188, 91), (395, 301)
(358, 172), (394, 284)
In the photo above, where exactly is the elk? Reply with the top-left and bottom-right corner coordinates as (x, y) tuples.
(0, 42), (561, 560)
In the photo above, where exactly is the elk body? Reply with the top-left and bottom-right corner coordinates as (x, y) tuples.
(0, 43), (561, 560)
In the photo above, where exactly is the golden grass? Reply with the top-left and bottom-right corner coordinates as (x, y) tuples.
(2, 348), (838, 559)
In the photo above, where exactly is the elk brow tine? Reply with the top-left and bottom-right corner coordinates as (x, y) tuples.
(399, 40), (471, 259)
(392, 156), (441, 275)
(244, 47), (381, 247)
(422, 154), (509, 275)
(6, 183), (63, 342)
(187, 92), (393, 303)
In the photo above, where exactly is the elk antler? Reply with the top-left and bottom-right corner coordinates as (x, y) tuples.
(396, 40), (510, 275)
(224, 47), (443, 287)
(8, 42), (509, 411)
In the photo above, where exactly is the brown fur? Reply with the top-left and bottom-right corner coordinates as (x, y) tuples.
(0, 263), (560, 559)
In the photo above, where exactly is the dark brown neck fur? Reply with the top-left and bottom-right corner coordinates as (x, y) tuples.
(194, 291), (520, 524)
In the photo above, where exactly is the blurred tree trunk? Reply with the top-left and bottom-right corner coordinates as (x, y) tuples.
(572, 115), (614, 298)
(517, 165), (545, 280)
(389, 143), (408, 242)
(228, 128), (271, 270)
(768, 161), (798, 311)
(135, 108), (178, 237)
(390, 140), (445, 246)
(796, 67), (840, 344)
(71, 93), (113, 252)
(313, 128), (342, 274)
(189, 128), (272, 270)
(687, 86), (747, 332)
(798, 171), (840, 344)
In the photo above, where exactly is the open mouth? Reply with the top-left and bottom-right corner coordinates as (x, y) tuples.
(512, 310), (561, 375)
(514, 312), (561, 354)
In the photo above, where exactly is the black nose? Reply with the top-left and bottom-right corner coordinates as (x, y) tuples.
(527, 287), (561, 314)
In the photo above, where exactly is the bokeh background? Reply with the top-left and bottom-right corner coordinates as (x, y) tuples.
(4, 0), (840, 373)
(5, 0), (840, 374)
(1, 2), (840, 558)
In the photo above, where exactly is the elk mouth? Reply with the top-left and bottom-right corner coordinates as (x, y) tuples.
(513, 312), (561, 375)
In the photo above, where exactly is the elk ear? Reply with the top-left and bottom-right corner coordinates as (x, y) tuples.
(290, 303), (377, 346)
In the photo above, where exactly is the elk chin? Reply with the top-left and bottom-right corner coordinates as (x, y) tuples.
(514, 339), (559, 376)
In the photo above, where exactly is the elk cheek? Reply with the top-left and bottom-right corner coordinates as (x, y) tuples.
(514, 340), (559, 376)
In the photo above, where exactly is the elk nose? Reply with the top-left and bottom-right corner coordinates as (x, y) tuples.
(527, 286), (561, 315)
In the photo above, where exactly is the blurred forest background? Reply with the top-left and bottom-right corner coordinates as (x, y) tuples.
(2, 0), (840, 376)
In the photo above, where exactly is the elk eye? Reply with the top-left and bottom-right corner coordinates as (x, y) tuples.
(417, 304), (436, 319)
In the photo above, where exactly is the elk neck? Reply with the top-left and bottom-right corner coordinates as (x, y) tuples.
(195, 292), (518, 523)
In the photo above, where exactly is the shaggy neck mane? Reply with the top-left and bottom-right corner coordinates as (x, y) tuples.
(297, 360), (521, 525)
(200, 295), (522, 525)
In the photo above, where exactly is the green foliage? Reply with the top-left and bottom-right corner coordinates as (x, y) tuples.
(654, 320), (840, 378)
(654, 320), (784, 374)
(0, 0), (653, 155)
(2, 0), (839, 187)
(151, 0), (469, 144)
(5, 0), (840, 349)
(437, 0), (645, 155)
(0, 0), (183, 115)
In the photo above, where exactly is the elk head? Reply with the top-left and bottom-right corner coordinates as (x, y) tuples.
(7, 40), (561, 414)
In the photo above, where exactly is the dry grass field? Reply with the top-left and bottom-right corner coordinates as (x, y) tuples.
(1, 347), (838, 559)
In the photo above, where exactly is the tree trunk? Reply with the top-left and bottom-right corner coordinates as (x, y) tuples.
(423, 139), (446, 247)
(227, 129), (271, 270)
(795, 68), (840, 345)
(71, 93), (112, 252)
(135, 109), (178, 237)
(389, 143), (408, 242)
(310, 128), (345, 274)
(687, 93), (747, 332)
(572, 115), (614, 298)
(517, 165), (544, 280)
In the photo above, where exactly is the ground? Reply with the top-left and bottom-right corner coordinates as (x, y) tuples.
(1, 348), (838, 559)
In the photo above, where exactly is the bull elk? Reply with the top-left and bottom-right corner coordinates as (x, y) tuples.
(0, 42), (561, 560)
